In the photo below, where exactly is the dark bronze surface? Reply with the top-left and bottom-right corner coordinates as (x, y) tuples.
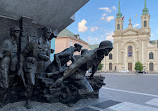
(0, 25), (112, 109)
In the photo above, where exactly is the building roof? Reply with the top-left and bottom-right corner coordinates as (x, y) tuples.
(57, 28), (88, 44)
(58, 28), (75, 37)
(116, 0), (122, 18)
(143, 0), (149, 15)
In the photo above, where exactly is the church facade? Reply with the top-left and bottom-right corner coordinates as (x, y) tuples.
(103, 0), (158, 72)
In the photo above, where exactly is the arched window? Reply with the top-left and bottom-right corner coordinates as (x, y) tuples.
(117, 24), (120, 30)
(128, 46), (133, 57)
(109, 63), (112, 70)
(144, 21), (147, 27)
(149, 62), (154, 71)
(149, 52), (154, 59)
(109, 53), (112, 60)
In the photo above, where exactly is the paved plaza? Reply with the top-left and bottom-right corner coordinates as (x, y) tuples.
(1, 73), (158, 111)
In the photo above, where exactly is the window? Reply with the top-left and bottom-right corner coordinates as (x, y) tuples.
(109, 53), (112, 60)
(109, 63), (112, 70)
(117, 24), (120, 30)
(149, 52), (154, 59)
(144, 21), (147, 27)
(128, 46), (133, 57)
(149, 62), (154, 71)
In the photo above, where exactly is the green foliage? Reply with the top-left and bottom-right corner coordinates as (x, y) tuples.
(98, 63), (103, 70)
(135, 61), (143, 72)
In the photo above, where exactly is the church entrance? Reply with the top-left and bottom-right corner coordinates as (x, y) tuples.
(128, 63), (132, 71)
(109, 63), (112, 70)
(149, 62), (154, 71)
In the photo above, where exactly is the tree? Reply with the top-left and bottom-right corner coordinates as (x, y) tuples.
(135, 61), (143, 72)
(98, 63), (103, 70)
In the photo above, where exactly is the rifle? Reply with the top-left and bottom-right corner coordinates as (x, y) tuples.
(47, 71), (61, 77)
(18, 54), (26, 87)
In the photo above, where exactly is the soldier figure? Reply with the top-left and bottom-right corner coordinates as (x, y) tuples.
(46, 43), (83, 73)
(89, 41), (113, 78)
(19, 41), (50, 109)
(0, 26), (20, 89)
(0, 26), (20, 108)
(19, 27), (55, 109)
(69, 49), (94, 96)
(37, 27), (56, 74)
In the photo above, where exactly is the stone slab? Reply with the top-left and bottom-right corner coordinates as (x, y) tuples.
(93, 100), (121, 109)
(109, 102), (158, 111)
(146, 98), (158, 107)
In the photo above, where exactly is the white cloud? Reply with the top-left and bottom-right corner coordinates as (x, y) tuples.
(101, 16), (106, 20)
(102, 13), (106, 16)
(106, 32), (114, 41)
(133, 24), (140, 28)
(112, 6), (116, 10)
(105, 16), (114, 22)
(87, 36), (98, 44)
(99, 7), (115, 22)
(91, 27), (99, 32)
(95, 38), (98, 41)
(101, 16), (114, 22)
(99, 7), (112, 13)
(78, 19), (88, 32)
(86, 32), (114, 44)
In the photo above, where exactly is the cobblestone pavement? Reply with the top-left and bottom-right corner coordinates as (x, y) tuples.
(0, 96), (108, 111)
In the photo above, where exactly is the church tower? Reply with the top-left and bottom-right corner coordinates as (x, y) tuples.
(141, 0), (150, 29)
(115, 0), (123, 31)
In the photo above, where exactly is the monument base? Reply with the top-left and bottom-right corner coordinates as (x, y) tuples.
(0, 76), (105, 108)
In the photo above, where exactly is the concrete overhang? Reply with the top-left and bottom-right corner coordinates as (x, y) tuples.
(0, 0), (89, 33)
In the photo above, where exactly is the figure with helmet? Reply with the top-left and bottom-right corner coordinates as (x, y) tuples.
(0, 26), (21, 89)
(37, 27), (56, 74)
(0, 26), (21, 108)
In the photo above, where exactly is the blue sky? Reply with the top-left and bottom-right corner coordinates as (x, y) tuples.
(67, 0), (158, 45)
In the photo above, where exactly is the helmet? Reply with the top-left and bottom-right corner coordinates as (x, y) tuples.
(81, 49), (88, 55)
(10, 26), (20, 31)
(10, 26), (21, 35)
(74, 43), (83, 48)
(99, 40), (113, 49)
(42, 27), (52, 33)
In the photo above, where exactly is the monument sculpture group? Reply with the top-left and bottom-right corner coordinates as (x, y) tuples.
(0, 26), (113, 109)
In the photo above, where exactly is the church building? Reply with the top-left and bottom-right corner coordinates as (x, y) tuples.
(103, 0), (158, 72)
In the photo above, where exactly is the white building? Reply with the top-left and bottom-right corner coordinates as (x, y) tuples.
(103, 0), (158, 73)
